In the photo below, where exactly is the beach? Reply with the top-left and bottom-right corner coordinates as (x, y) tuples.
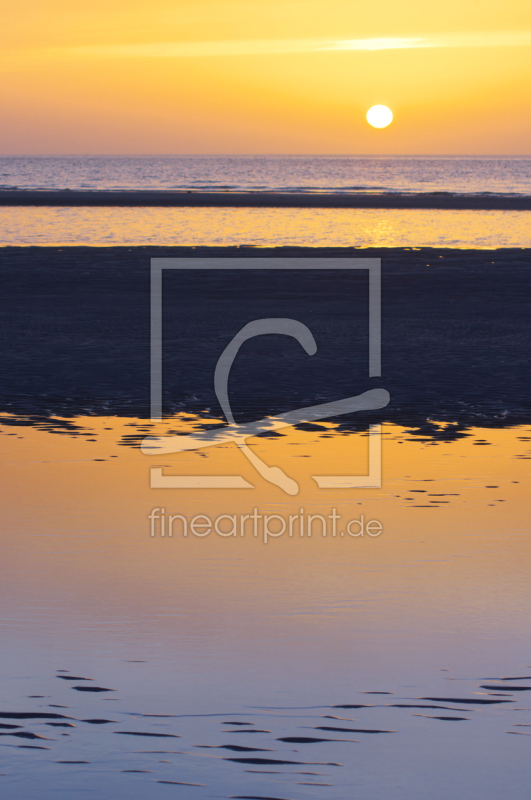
(0, 172), (530, 800)
(1, 246), (529, 430)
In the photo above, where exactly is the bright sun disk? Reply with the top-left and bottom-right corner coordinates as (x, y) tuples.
(366, 105), (393, 128)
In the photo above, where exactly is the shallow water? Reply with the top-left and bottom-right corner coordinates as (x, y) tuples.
(1, 415), (530, 798)
(2, 206), (531, 248)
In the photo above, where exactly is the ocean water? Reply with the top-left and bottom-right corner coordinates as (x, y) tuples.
(1, 156), (530, 247)
(1, 154), (531, 194)
(2, 206), (531, 248)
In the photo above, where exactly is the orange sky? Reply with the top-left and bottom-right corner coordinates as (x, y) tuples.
(1, 0), (531, 154)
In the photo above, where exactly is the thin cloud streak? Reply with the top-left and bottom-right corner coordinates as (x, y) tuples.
(72, 37), (429, 58)
(2, 30), (531, 69)
(67, 30), (531, 59)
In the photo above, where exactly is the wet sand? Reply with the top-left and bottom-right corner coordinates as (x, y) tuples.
(0, 246), (529, 433)
(2, 190), (531, 210)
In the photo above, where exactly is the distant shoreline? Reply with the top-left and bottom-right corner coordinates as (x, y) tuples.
(2, 190), (531, 210)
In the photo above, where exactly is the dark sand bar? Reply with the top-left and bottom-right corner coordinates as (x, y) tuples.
(2, 190), (531, 210)
(1, 246), (530, 435)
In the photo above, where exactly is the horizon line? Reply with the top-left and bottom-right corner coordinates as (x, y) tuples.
(1, 153), (531, 159)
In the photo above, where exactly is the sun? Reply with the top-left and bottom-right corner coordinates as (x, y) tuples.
(366, 105), (393, 129)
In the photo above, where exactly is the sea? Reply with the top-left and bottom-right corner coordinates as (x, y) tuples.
(0, 157), (530, 799)
(1, 155), (531, 247)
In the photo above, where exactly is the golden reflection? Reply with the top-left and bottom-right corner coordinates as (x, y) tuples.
(0, 416), (528, 566)
(1, 206), (531, 248)
(0, 413), (530, 676)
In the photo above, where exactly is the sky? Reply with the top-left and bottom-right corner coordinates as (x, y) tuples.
(2, 0), (531, 154)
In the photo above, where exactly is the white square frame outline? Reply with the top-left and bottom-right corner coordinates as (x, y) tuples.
(149, 258), (383, 490)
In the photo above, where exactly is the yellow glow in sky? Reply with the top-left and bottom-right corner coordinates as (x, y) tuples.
(1, 0), (531, 154)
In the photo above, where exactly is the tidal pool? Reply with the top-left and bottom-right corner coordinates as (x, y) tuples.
(0, 416), (530, 799)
